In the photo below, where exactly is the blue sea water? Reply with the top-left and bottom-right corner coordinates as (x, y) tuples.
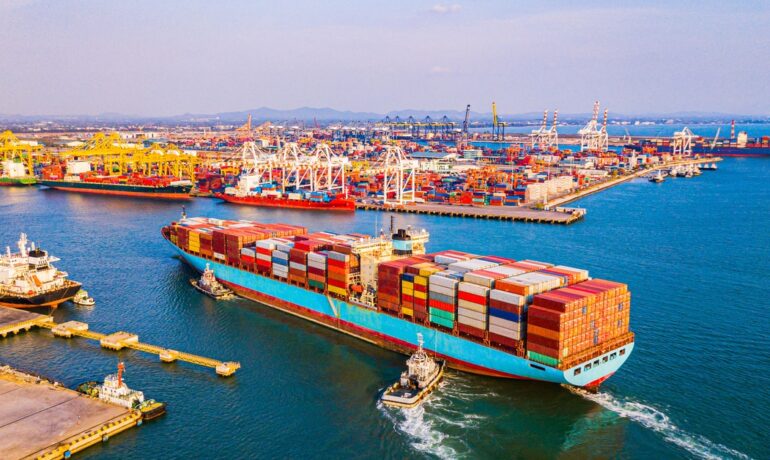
(1, 158), (768, 459)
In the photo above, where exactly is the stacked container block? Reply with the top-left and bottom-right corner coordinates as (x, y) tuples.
(526, 279), (631, 367)
(428, 271), (461, 329)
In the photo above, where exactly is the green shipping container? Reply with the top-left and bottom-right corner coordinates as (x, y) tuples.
(308, 280), (325, 290)
(429, 307), (455, 321)
(430, 315), (455, 329)
(527, 351), (560, 367)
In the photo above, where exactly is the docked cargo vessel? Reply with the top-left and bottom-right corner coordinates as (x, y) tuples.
(0, 160), (36, 186)
(40, 160), (192, 199)
(627, 131), (770, 157)
(0, 233), (81, 308)
(216, 169), (354, 211)
(163, 217), (634, 388)
(216, 191), (355, 211)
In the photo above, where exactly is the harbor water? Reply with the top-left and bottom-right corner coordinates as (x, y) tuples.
(1, 158), (768, 459)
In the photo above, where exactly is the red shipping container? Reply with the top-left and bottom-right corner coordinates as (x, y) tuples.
(489, 332), (521, 348)
(458, 323), (484, 339)
(457, 290), (487, 305)
(429, 298), (455, 313)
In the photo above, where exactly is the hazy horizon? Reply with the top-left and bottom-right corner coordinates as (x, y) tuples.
(2, 0), (769, 117)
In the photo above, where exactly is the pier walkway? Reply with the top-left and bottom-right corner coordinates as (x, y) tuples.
(0, 307), (240, 377)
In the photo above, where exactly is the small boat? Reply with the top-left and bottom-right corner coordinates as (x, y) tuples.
(648, 170), (665, 183)
(77, 362), (166, 421)
(190, 263), (234, 299)
(73, 289), (95, 306)
(381, 334), (445, 409)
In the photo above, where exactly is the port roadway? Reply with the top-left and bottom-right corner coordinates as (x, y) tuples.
(0, 307), (240, 377)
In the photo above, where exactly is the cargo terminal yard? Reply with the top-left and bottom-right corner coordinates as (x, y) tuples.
(0, 102), (740, 223)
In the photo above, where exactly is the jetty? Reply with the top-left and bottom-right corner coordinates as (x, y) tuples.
(545, 157), (722, 208)
(0, 307), (240, 377)
(356, 202), (585, 224)
(0, 365), (141, 459)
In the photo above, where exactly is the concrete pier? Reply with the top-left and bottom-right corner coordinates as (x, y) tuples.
(356, 202), (584, 224)
(0, 366), (140, 459)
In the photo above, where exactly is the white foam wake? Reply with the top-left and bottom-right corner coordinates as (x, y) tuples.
(571, 388), (752, 460)
(378, 377), (485, 459)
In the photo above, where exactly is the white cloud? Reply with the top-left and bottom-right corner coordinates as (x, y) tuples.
(430, 3), (461, 14)
(430, 66), (450, 74)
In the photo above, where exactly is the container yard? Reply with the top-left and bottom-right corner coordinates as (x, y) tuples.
(0, 113), (727, 224)
(163, 216), (634, 387)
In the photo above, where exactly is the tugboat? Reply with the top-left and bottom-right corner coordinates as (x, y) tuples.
(0, 233), (81, 308)
(190, 263), (234, 299)
(648, 170), (665, 183)
(77, 362), (166, 421)
(381, 334), (445, 409)
(73, 289), (95, 306)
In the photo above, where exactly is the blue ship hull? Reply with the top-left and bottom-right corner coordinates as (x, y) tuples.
(173, 246), (633, 387)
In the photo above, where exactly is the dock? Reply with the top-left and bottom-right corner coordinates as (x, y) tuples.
(356, 202), (584, 224)
(0, 308), (53, 338)
(0, 307), (240, 377)
(546, 157), (723, 208)
(0, 366), (141, 459)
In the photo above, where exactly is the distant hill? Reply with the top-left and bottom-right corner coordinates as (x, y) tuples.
(0, 107), (767, 125)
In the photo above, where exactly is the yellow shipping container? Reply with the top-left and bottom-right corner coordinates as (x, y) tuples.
(419, 267), (440, 277)
(402, 287), (414, 296)
(414, 291), (427, 300)
(402, 281), (414, 290)
(328, 285), (347, 296)
(401, 308), (414, 317)
(414, 276), (427, 286)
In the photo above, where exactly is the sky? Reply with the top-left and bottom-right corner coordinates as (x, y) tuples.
(1, 0), (769, 116)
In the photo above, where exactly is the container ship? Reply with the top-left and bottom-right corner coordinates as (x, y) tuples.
(0, 233), (81, 308)
(627, 131), (770, 157)
(216, 180), (354, 212)
(163, 217), (634, 388)
(0, 160), (36, 186)
(40, 160), (192, 199)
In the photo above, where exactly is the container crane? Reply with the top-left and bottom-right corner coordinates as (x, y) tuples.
(672, 127), (695, 156)
(579, 101), (608, 152)
(492, 102), (508, 141)
(462, 105), (471, 139)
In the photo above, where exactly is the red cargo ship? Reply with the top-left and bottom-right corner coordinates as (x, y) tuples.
(215, 192), (355, 212)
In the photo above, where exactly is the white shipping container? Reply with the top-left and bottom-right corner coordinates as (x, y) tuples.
(457, 314), (486, 330)
(434, 255), (463, 265)
(429, 274), (459, 289)
(463, 272), (499, 288)
(488, 316), (522, 331)
(308, 259), (326, 270)
(289, 262), (306, 271)
(489, 324), (522, 340)
(490, 289), (526, 306)
(428, 284), (456, 297)
(458, 281), (489, 297)
(457, 307), (486, 323)
(485, 265), (527, 277)
(457, 299), (487, 313)
(272, 250), (289, 260)
(257, 253), (272, 262)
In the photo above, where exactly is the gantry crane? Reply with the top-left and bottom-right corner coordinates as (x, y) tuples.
(492, 102), (508, 141)
(579, 101), (609, 152)
(0, 131), (44, 177)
